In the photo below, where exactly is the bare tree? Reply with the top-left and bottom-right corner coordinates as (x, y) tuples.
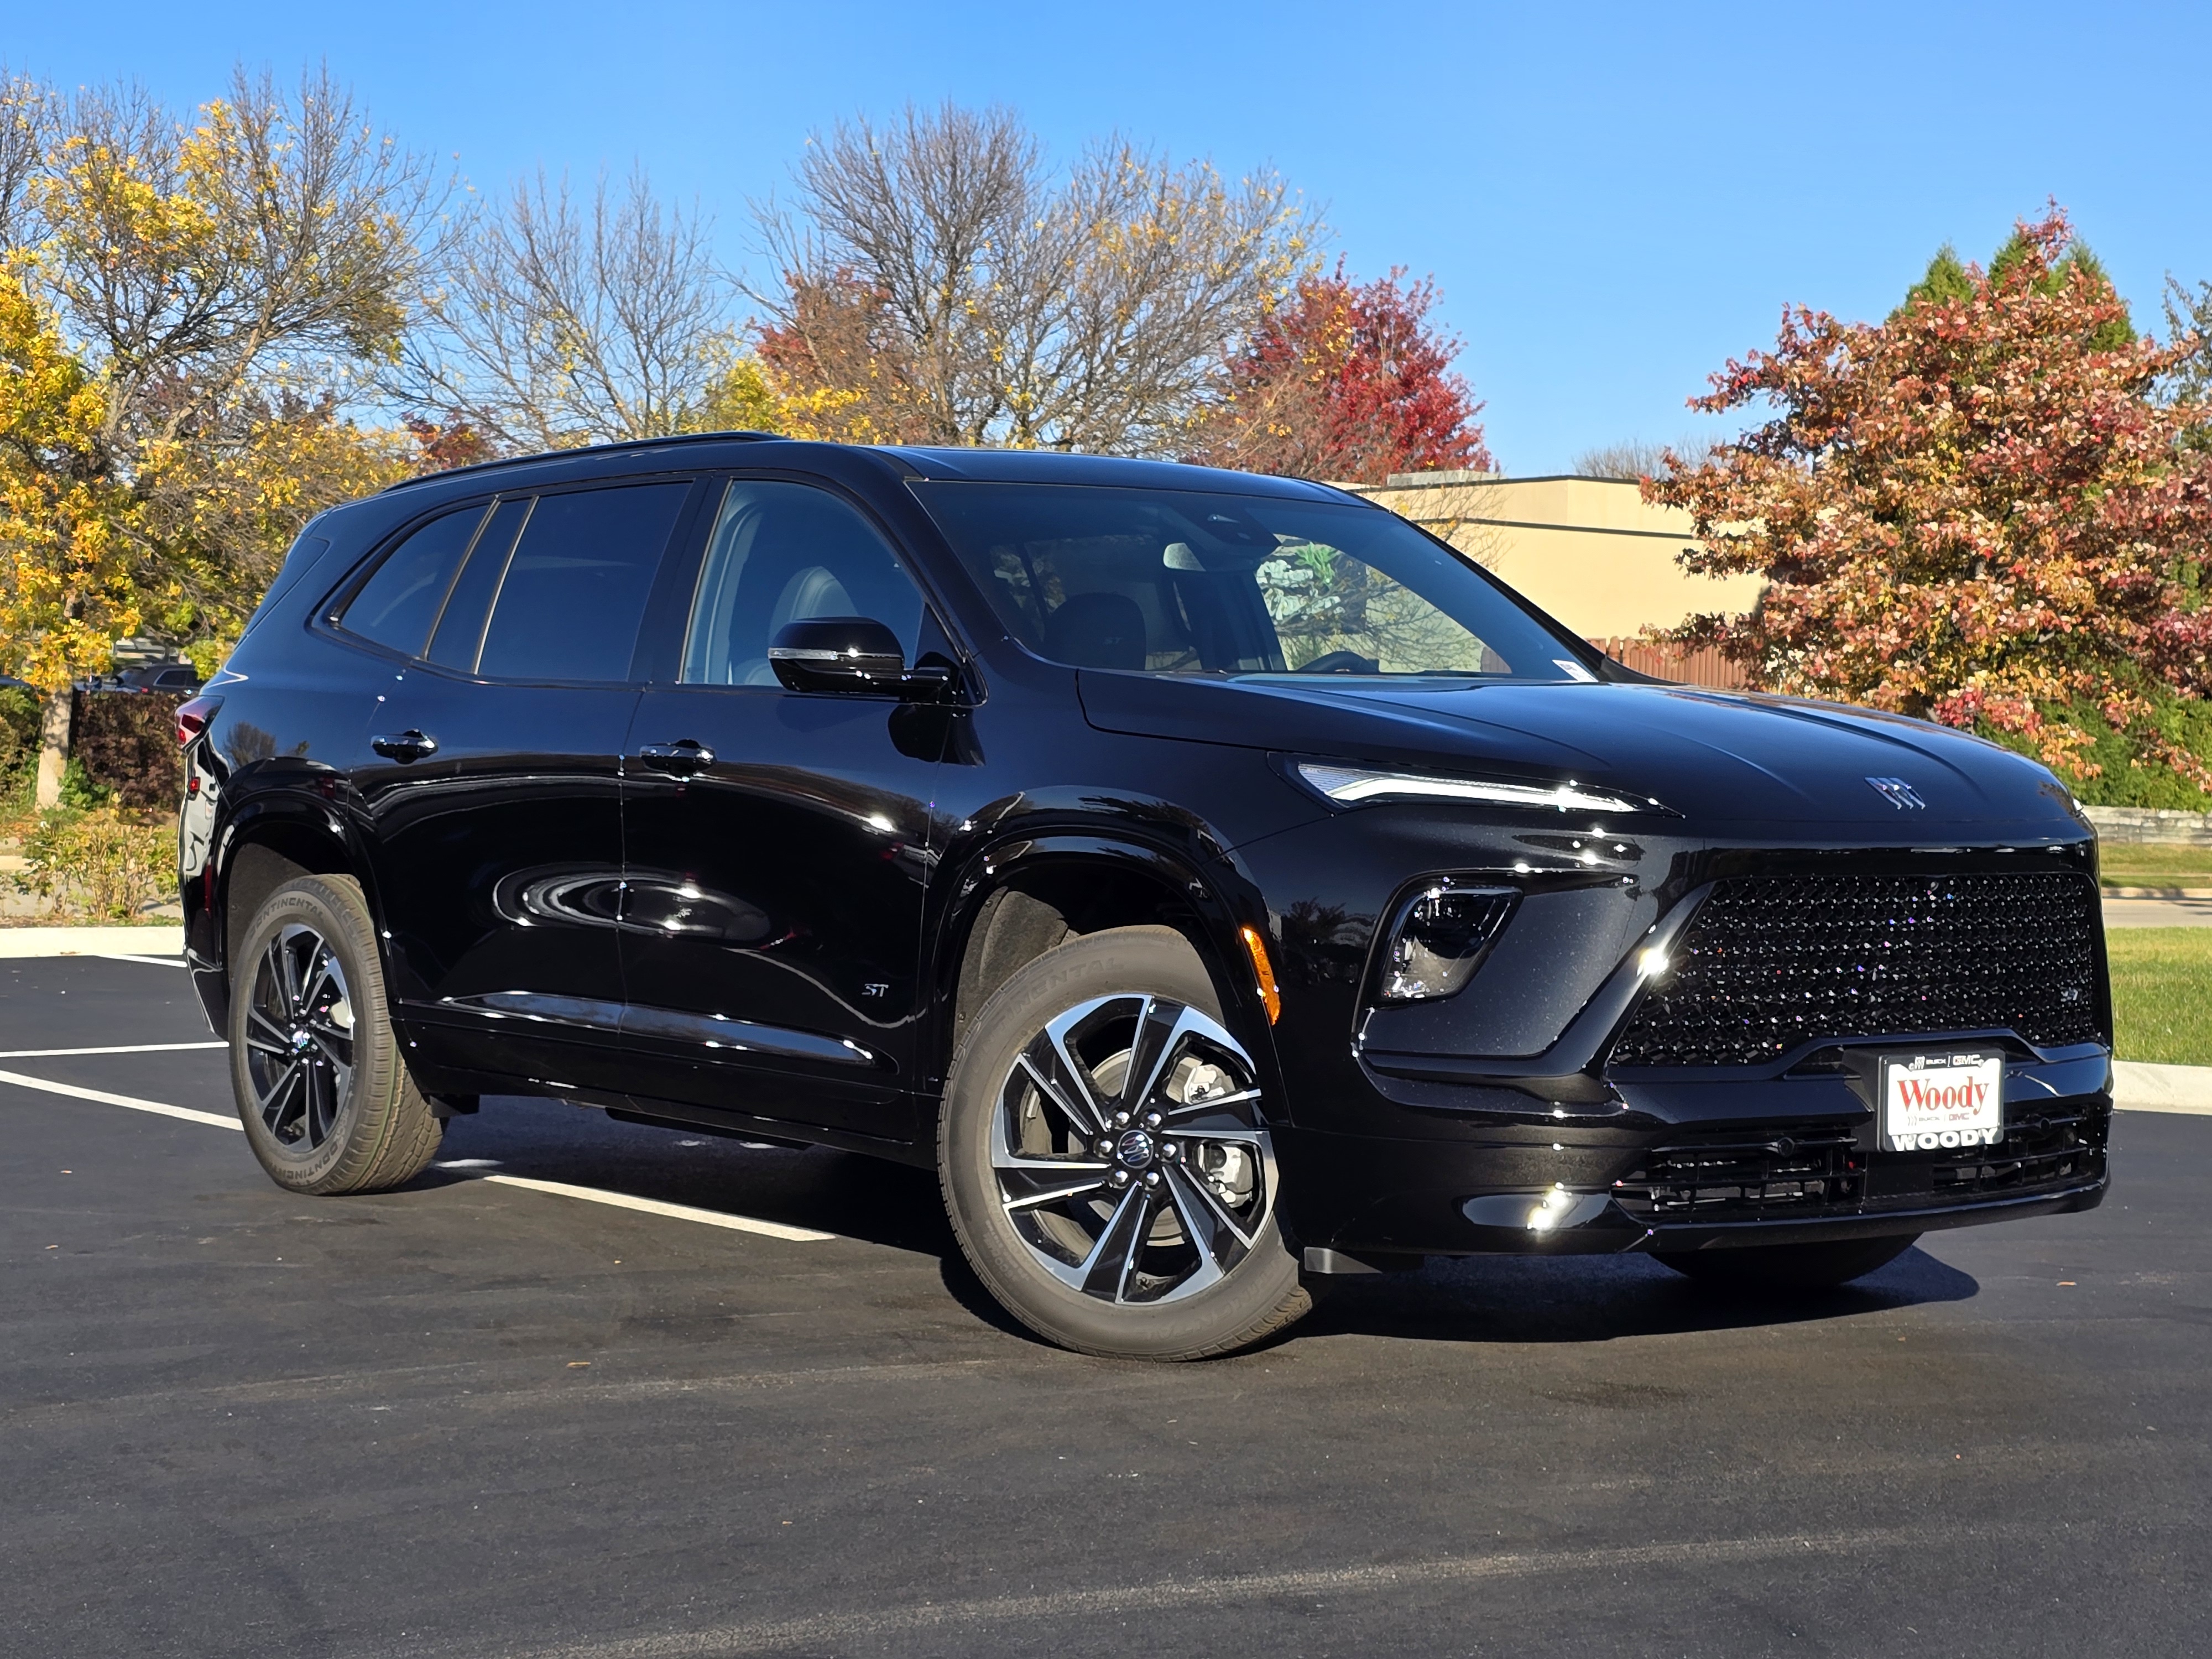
(752, 102), (1322, 454)
(1571, 437), (1714, 481)
(0, 67), (51, 248)
(400, 167), (737, 451)
(35, 65), (445, 455)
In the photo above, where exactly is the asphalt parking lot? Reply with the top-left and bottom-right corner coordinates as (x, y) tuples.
(6, 954), (2209, 1658)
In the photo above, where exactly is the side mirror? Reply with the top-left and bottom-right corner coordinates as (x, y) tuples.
(769, 617), (916, 696)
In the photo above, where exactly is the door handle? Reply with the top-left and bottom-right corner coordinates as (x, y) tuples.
(371, 729), (439, 763)
(637, 739), (714, 776)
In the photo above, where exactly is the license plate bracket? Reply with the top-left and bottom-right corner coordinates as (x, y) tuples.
(1877, 1051), (2005, 1153)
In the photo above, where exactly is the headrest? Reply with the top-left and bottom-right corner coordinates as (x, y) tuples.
(1043, 591), (1148, 670)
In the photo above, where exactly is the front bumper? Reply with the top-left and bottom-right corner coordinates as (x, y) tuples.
(1276, 1090), (2111, 1258)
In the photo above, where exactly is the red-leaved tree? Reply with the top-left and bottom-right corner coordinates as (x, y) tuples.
(1188, 260), (1492, 484)
(1650, 209), (2212, 786)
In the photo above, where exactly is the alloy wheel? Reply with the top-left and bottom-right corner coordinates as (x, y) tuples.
(991, 993), (1276, 1306)
(242, 923), (357, 1151)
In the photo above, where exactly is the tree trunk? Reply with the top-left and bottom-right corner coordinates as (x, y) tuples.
(34, 688), (71, 810)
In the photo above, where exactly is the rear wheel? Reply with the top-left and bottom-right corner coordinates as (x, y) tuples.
(1655, 1233), (1919, 1290)
(939, 926), (1310, 1360)
(228, 874), (442, 1194)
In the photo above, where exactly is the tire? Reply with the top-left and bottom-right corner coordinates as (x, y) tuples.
(1654, 1233), (1920, 1290)
(228, 874), (442, 1194)
(939, 925), (1311, 1360)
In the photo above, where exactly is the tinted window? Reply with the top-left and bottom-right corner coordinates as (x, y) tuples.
(340, 505), (490, 656)
(476, 484), (690, 683)
(912, 483), (1588, 681)
(427, 497), (531, 671)
(681, 481), (925, 686)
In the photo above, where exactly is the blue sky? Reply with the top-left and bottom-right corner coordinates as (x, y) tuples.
(10, 0), (2209, 472)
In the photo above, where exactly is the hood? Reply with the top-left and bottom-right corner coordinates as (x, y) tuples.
(1076, 671), (2085, 832)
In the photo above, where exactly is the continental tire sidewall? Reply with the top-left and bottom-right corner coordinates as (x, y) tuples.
(940, 925), (1308, 1360)
(228, 875), (437, 1194)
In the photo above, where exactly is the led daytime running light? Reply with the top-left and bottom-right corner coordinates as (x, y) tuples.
(1297, 762), (1650, 816)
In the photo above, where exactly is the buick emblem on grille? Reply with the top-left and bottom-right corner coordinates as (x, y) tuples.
(1865, 775), (1927, 811)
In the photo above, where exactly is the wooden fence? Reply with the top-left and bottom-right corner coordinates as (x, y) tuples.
(1588, 637), (1751, 691)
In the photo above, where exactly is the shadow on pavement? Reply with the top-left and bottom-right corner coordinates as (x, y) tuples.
(411, 1094), (956, 1256)
(398, 1095), (1981, 1350)
(1298, 1245), (1978, 1345)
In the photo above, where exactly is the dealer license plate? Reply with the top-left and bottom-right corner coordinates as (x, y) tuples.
(1880, 1052), (2004, 1152)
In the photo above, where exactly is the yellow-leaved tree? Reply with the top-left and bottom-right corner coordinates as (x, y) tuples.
(0, 262), (137, 805)
(0, 67), (442, 802)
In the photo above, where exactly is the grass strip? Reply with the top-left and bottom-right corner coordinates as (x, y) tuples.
(2107, 927), (2212, 1066)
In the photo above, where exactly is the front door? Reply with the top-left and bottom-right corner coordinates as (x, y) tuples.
(351, 478), (701, 1095)
(618, 477), (948, 1140)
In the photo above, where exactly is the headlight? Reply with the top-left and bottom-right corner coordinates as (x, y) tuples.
(1378, 883), (1519, 1001)
(1297, 762), (1656, 816)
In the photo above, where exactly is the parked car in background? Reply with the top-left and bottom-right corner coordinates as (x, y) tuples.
(175, 434), (2112, 1359)
(105, 662), (204, 694)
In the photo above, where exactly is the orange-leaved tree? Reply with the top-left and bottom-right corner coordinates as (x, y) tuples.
(1186, 260), (1492, 484)
(1649, 209), (2212, 788)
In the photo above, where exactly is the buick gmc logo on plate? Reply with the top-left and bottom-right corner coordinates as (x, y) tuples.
(1866, 776), (1928, 811)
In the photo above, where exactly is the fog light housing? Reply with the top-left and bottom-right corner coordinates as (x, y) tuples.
(1378, 883), (1518, 1001)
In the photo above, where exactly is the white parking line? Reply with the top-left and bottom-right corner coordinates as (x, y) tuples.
(0, 1041), (227, 1059)
(90, 953), (189, 968)
(0, 1066), (836, 1243)
(478, 1175), (834, 1241)
(0, 1068), (242, 1130)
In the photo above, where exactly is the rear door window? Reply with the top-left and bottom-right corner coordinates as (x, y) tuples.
(475, 484), (691, 683)
(338, 504), (492, 656)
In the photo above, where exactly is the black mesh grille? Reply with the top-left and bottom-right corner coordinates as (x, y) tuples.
(1611, 1131), (1864, 1220)
(1613, 1109), (2106, 1224)
(1611, 873), (2100, 1067)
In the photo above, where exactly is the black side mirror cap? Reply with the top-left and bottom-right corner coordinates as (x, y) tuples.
(769, 617), (953, 700)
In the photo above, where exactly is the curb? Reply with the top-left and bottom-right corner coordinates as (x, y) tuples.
(2112, 1060), (2212, 1115)
(0, 925), (186, 958)
(2103, 886), (2212, 900)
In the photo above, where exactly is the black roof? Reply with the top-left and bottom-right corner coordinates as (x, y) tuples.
(382, 432), (1361, 504)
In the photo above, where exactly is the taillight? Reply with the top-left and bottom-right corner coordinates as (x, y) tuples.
(175, 695), (222, 745)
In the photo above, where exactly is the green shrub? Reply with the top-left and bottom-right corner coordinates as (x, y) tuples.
(8, 805), (175, 921)
(0, 686), (38, 795)
(58, 755), (113, 809)
(1982, 692), (2212, 810)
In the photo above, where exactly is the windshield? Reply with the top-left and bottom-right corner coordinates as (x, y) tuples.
(910, 482), (1591, 681)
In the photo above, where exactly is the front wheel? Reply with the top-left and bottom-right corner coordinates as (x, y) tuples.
(939, 925), (1311, 1360)
(1654, 1233), (1920, 1290)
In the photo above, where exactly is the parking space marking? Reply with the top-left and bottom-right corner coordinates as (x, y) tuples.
(0, 1067), (837, 1244)
(520, 1521), (2046, 1659)
(0, 1041), (227, 1060)
(0, 1068), (241, 1130)
(88, 953), (189, 968)
(478, 1174), (835, 1242)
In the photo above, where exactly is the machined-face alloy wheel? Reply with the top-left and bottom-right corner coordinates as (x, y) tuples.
(242, 922), (357, 1152)
(993, 992), (1276, 1308)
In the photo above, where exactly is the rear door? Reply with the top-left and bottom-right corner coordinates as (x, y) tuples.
(350, 477), (704, 1095)
(617, 475), (950, 1140)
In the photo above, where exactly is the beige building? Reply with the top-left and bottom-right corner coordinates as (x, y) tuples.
(1346, 471), (1764, 647)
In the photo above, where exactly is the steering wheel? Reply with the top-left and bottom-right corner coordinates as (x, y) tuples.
(1291, 650), (1380, 675)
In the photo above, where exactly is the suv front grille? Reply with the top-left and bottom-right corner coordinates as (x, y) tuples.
(1610, 873), (2100, 1067)
(1612, 1108), (2107, 1224)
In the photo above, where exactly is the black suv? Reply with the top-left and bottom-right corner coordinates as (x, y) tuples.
(179, 435), (2111, 1358)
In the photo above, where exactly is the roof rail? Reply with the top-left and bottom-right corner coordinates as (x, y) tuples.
(379, 429), (787, 493)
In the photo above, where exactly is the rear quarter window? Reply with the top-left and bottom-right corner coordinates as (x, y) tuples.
(337, 505), (492, 657)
